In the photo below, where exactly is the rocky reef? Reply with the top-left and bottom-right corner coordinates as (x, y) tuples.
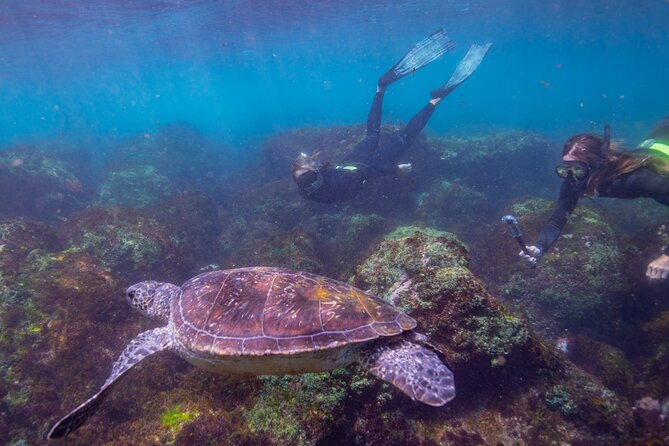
(1, 122), (668, 445)
(0, 145), (90, 220)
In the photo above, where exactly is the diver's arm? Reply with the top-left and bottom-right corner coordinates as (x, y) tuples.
(299, 166), (364, 204)
(535, 181), (581, 255)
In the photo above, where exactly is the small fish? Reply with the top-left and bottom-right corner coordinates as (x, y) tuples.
(539, 79), (551, 88)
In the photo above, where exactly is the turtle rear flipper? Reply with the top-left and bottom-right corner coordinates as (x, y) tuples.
(48, 326), (172, 440)
(361, 339), (455, 406)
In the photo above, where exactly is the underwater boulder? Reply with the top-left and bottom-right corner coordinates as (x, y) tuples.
(98, 164), (174, 208)
(416, 179), (491, 242)
(56, 205), (187, 282)
(346, 225), (632, 444)
(562, 335), (635, 397)
(304, 212), (389, 278)
(99, 122), (219, 208)
(415, 131), (554, 207)
(218, 224), (328, 275)
(0, 246), (130, 445)
(0, 219), (59, 280)
(474, 197), (629, 338)
(353, 226), (546, 386)
(148, 190), (221, 268)
(0, 145), (90, 220)
(636, 311), (669, 398)
(620, 221), (669, 302)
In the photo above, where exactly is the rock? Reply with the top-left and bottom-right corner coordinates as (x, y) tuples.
(57, 206), (185, 281)
(416, 131), (554, 205)
(474, 197), (629, 338)
(0, 145), (89, 219)
(99, 123), (219, 208)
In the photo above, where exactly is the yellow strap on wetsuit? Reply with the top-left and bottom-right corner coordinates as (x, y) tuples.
(640, 139), (669, 158)
(337, 165), (359, 171)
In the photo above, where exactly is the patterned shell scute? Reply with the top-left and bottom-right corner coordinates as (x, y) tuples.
(172, 267), (416, 356)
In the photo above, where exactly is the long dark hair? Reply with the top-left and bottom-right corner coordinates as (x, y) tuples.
(563, 133), (669, 196)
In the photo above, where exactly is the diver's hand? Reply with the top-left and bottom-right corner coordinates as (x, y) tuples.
(519, 245), (542, 265)
(397, 163), (412, 176)
(646, 254), (669, 280)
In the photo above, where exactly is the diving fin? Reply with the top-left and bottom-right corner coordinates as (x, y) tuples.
(431, 43), (492, 99)
(379, 29), (455, 87)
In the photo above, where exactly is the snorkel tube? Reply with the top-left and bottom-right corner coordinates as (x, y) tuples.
(501, 214), (531, 256)
(592, 124), (611, 167)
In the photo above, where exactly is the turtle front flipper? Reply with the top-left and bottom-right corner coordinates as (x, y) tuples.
(48, 326), (173, 440)
(360, 338), (455, 406)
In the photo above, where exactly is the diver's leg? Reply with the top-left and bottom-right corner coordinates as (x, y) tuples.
(366, 89), (384, 141)
(345, 89), (384, 164)
(400, 99), (439, 148)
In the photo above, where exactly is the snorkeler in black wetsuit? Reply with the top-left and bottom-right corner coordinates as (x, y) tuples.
(519, 117), (669, 280)
(292, 30), (492, 204)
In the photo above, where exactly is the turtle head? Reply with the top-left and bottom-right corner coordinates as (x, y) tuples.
(126, 281), (178, 322)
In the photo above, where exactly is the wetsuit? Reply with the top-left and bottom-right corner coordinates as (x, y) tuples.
(536, 166), (669, 255)
(296, 91), (436, 203)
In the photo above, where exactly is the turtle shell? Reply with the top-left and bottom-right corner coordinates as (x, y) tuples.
(171, 267), (416, 356)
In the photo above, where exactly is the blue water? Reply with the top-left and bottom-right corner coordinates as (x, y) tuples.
(1, 0), (668, 158)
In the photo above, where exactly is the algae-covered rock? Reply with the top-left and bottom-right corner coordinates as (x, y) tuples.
(417, 131), (554, 204)
(353, 226), (545, 392)
(417, 180), (491, 241)
(57, 206), (186, 281)
(148, 190), (221, 268)
(0, 219), (59, 278)
(243, 370), (373, 446)
(475, 196), (629, 337)
(98, 164), (173, 208)
(99, 122), (219, 208)
(0, 145), (89, 219)
(348, 225), (633, 444)
(0, 247), (127, 446)
(564, 335), (635, 397)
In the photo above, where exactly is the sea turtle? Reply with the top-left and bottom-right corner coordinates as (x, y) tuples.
(48, 267), (455, 439)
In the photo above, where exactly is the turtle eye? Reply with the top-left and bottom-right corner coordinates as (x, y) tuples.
(127, 290), (136, 300)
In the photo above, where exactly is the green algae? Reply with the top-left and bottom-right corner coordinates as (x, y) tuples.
(245, 370), (371, 446)
(545, 385), (578, 416)
(160, 404), (199, 432)
(99, 165), (171, 208)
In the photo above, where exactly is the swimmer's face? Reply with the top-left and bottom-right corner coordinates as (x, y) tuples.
(292, 152), (321, 181)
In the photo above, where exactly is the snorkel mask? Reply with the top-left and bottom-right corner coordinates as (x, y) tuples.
(555, 124), (611, 182)
(292, 151), (324, 194)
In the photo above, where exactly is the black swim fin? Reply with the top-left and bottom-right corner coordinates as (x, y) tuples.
(379, 29), (455, 87)
(431, 43), (492, 99)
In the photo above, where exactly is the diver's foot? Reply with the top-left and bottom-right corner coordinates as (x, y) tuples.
(378, 70), (396, 89)
(430, 86), (454, 100)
